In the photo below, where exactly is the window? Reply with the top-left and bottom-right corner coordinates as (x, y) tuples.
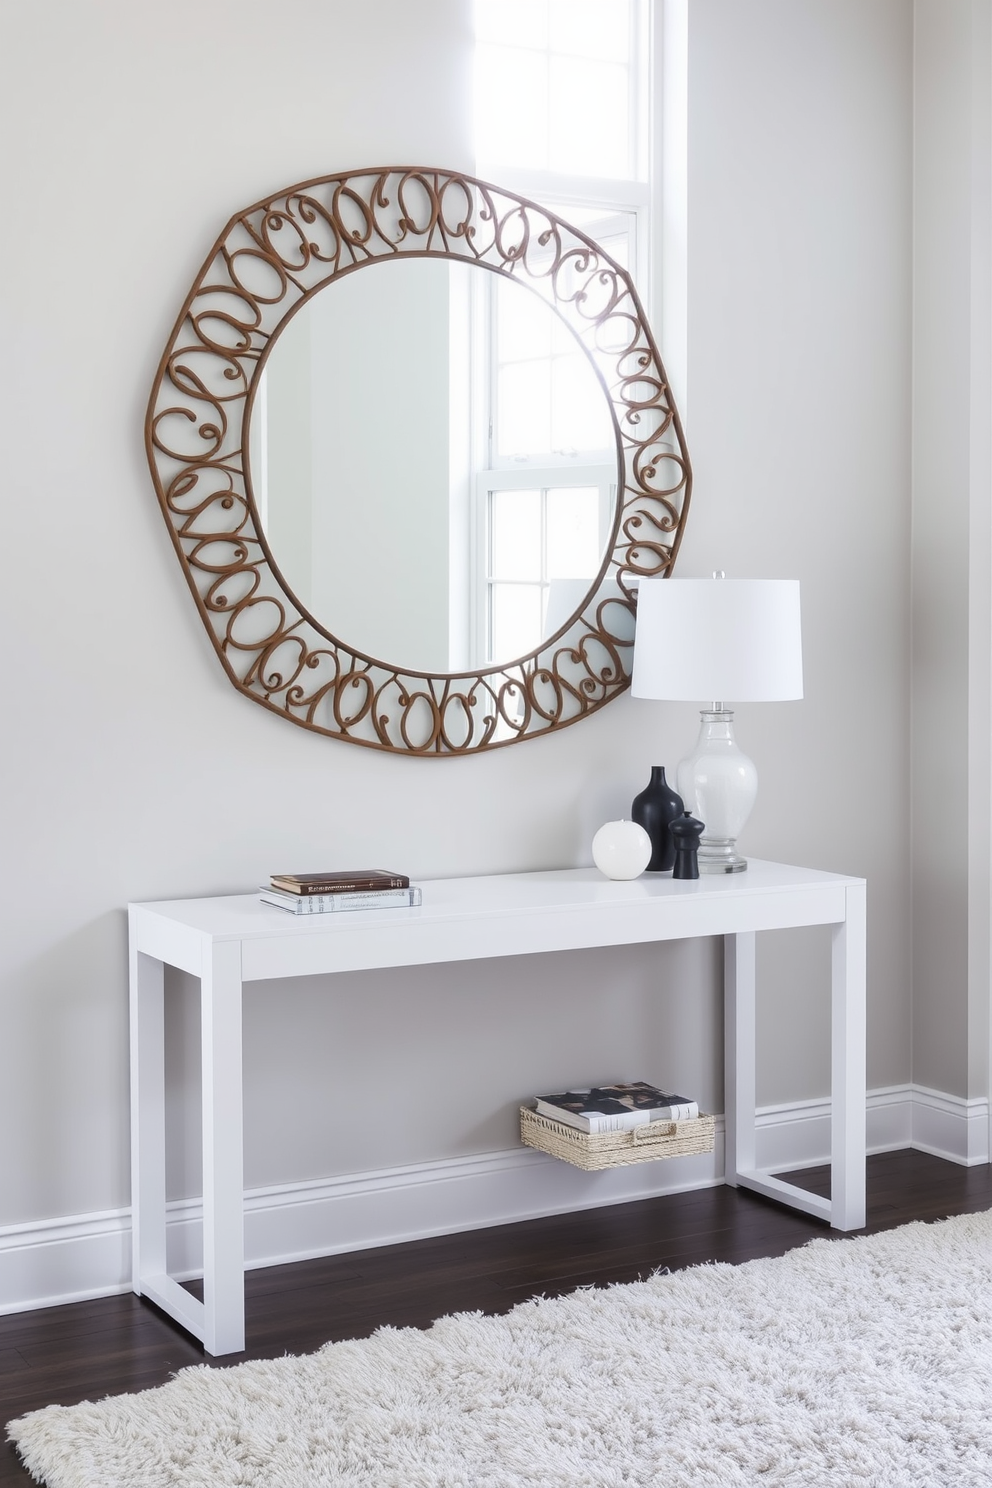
(474, 0), (648, 186)
(472, 0), (651, 663)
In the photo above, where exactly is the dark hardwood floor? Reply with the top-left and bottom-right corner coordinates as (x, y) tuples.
(2, 1150), (990, 1482)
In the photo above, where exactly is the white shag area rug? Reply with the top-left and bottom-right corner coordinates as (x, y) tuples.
(8, 1210), (992, 1487)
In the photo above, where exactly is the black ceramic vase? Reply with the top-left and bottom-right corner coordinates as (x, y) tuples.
(671, 811), (705, 880)
(631, 766), (684, 872)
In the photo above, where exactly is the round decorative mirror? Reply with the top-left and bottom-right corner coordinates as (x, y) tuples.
(146, 167), (691, 755)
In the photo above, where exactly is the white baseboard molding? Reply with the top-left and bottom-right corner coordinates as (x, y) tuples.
(755, 1084), (989, 1170)
(0, 1137), (726, 1317)
(167, 1134), (727, 1282)
(1, 1085), (987, 1317)
(903, 1084), (991, 1166)
(0, 1208), (132, 1317)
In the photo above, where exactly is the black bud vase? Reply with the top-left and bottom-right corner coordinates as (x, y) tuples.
(631, 766), (684, 873)
(671, 811), (705, 880)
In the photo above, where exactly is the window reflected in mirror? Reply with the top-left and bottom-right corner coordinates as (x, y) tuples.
(488, 484), (608, 663)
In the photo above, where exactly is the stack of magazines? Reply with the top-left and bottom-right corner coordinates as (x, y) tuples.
(533, 1081), (699, 1133)
(259, 869), (422, 915)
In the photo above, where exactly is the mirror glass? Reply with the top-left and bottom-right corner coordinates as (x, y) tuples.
(247, 258), (620, 675)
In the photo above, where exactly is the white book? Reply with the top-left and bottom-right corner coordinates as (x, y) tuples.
(535, 1100), (699, 1132)
(534, 1082), (699, 1132)
(259, 886), (422, 914)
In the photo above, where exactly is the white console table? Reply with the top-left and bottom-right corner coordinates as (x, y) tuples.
(129, 860), (866, 1356)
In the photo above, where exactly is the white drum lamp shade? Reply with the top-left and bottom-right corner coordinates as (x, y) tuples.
(631, 578), (803, 874)
(631, 579), (803, 703)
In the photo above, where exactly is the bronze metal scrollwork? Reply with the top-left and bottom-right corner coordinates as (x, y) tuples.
(145, 167), (691, 755)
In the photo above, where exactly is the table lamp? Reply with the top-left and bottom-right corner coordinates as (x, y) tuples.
(631, 576), (803, 873)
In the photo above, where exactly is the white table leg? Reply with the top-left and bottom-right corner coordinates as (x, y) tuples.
(830, 881), (867, 1230)
(725, 927), (837, 1227)
(724, 931), (757, 1185)
(129, 946), (166, 1294)
(201, 938), (245, 1355)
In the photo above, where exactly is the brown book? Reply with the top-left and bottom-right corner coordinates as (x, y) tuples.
(269, 869), (410, 895)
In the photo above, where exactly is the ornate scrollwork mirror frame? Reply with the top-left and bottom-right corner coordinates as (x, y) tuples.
(145, 167), (691, 756)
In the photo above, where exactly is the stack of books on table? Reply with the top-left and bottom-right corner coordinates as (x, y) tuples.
(259, 870), (422, 915)
(533, 1081), (699, 1133)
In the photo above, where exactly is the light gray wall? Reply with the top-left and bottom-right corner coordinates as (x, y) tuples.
(0, 0), (917, 1231)
(911, 0), (992, 1101)
(682, 0), (913, 1103)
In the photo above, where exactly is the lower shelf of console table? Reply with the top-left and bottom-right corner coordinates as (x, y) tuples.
(519, 1106), (717, 1169)
(128, 860), (866, 1356)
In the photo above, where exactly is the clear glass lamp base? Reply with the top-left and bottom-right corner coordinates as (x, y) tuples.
(697, 839), (748, 874)
(677, 708), (758, 875)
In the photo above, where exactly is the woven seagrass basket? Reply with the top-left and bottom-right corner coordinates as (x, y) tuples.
(520, 1105), (715, 1172)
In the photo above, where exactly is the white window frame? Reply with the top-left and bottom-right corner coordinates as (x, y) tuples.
(470, 0), (653, 664)
(473, 0), (653, 289)
(479, 466), (618, 664)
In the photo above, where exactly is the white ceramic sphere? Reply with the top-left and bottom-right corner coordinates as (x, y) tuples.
(591, 819), (652, 880)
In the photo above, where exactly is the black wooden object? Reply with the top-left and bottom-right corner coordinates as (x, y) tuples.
(671, 810), (705, 880)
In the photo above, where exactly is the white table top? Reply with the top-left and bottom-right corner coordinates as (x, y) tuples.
(128, 862), (864, 982)
(130, 860), (860, 938)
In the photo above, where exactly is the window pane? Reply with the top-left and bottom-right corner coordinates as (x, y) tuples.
(497, 279), (554, 363)
(537, 209), (634, 269)
(475, 46), (550, 170)
(548, 0), (630, 63)
(475, 1), (643, 182)
(550, 312), (580, 358)
(490, 583), (544, 661)
(497, 361), (552, 455)
(546, 487), (602, 579)
(476, 0), (549, 48)
(490, 489), (542, 579)
(596, 227), (630, 269)
(475, 47), (549, 168)
(549, 57), (630, 178)
(551, 353), (613, 452)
